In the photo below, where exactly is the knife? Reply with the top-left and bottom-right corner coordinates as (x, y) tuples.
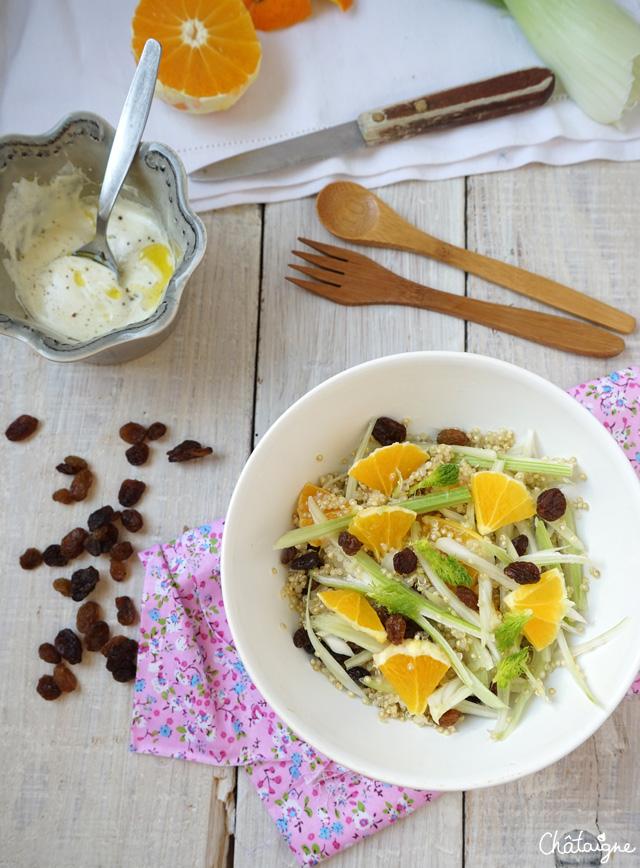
(190, 67), (555, 183)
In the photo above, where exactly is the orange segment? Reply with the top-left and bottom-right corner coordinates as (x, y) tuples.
(327, 0), (354, 8)
(243, 0), (312, 30)
(420, 515), (484, 544)
(503, 567), (571, 651)
(349, 505), (416, 560)
(317, 589), (387, 643)
(373, 639), (450, 715)
(297, 483), (350, 526)
(348, 442), (428, 496)
(471, 471), (535, 535)
(131, 0), (262, 113)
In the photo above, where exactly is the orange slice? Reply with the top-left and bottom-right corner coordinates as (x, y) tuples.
(328, 0), (354, 9)
(349, 505), (416, 560)
(420, 515), (484, 544)
(131, 0), (262, 113)
(317, 589), (387, 643)
(296, 482), (351, 545)
(243, 0), (312, 30)
(373, 639), (450, 715)
(471, 471), (535, 535)
(348, 442), (428, 496)
(503, 567), (571, 651)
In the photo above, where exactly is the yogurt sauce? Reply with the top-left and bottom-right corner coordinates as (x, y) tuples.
(0, 166), (175, 342)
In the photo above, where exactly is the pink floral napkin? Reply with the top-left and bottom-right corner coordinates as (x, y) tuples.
(130, 367), (640, 866)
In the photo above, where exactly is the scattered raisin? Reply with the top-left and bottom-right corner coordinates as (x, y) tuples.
(455, 585), (479, 611)
(385, 613), (407, 645)
(70, 566), (100, 601)
(20, 547), (43, 570)
(101, 634), (128, 658)
(105, 637), (138, 682)
(36, 674), (62, 700)
(290, 550), (321, 572)
(54, 628), (83, 664)
(60, 527), (88, 560)
(53, 488), (74, 504)
(121, 509), (143, 533)
(437, 708), (462, 727)
(167, 440), (213, 462)
(393, 547), (417, 575)
(53, 664), (77, 693)
(83, 536), (102, 557)
(338, 531), (362, 555)
(76, 601), (101, 634)
(5, 414), (38, 441)
(504, 561), (541, 585)
(146, 422), (167, 441)
(88, 505), (115, 531)
(512, 534), (529, 557)
(85, 621), (110, 652)
(110, 541), (133, 562)
(125, 442), (149, 466)
(42, 544), (68, 568)
(404, 619), (421, 639)
(115, 596), (137, 626)
(372, 416), (406, 446)
(52, 578), (72, 597)
(293, 626), (314, 653)
(56, 455), (87, 475)
(110, 559), (128, 582)
(93, 522), (119, 552)
(280, 546), (297, 564)
(373, 604), (390, 624)
(436, 428), (469, 446)
(39, 642), (62, 664)
(348, 666), (370, 686)
(119, 422), (147, 444)
(536, 488), (567, 522)
(118, 479), (146, 507)
(69, 468), (93, 502)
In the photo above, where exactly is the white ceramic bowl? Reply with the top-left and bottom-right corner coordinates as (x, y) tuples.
(222, 352), (640, 791)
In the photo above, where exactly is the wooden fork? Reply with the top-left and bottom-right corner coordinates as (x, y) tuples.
(287, 238), (625, 358)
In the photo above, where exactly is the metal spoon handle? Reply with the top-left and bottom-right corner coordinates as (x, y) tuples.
(96, 38), (162, 231)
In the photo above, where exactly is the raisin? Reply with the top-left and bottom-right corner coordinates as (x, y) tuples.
(111, 541), (133, 562)
(146, 422), (167, 441)
(118, 479), (146, 507)
(105, 637), (138, 682)
(5, 414), (38, 441)
(39, 642), (62, 664)
(372, 416), (406, 446)
(373, 604), (390, 624)
(37, 674), (62, 700)
(121, 509), (143, 533)
(348, 666), (370, 686)
(455, 585), (479, 611)
(101, 634), (128, 658)
(56, 455), (88, 475)
(292, 626), (314, 653)
(393, 547), (418, 575)
(504, 561), (541, 585)
(437, 708), (462, 727)
(536, 488), (567, 522)
(290, 550), (321, 571)
(119, 422), (148, 444)
(385, 613), (406, 645)
(436, 428), (469, 446)
(52, 578), (72, 597)
(512, 534), (529, 557)
(93, 522), (119, 552)
(167, 440), (213, 462)
(60, 527), (88, 559)
(125, 443), (149, 466)
(115, 595), (137, 626)
(85, 621), (110, 652)
(70, 566), (100, 601)
(54, 628), (83, 664)
(69, 468), (93, 502)
(53, 664), (77, 693)
(76, 601), (101, 634)
(42, 544), (68, 567)
(404, 619), (421, 639)
(280, 546), (297, 564)
(53, 488), (74, 504)
(110, 559), (128, 582)
(88, 505), (115, 531)
(20, 547), (43, 570)
(338, 531), (362, 555)
(83, 536), (102, 557)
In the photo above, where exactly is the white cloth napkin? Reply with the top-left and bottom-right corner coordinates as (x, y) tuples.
(2, 0), (640, 212)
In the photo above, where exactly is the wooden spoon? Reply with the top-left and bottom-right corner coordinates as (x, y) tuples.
(316, 181), (635, 334)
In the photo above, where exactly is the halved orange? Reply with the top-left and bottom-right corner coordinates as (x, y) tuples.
(317, 589), (387, 643)
(131, 0), (262, 113)
(348, 442), (428, 496)
(471, 471), (535, 535)
(373, 639), (450, 715)
(503, 567), (571, 651)
(243, 0), (312, 30)
(349, 505), (416, 560)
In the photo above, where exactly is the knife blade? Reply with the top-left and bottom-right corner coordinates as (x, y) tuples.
(190, 67), (555, 183)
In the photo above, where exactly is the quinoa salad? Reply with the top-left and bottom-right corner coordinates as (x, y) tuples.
(275, 416), (622, 739)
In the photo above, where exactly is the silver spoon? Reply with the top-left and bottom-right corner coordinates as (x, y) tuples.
(74, 38), (162, 278)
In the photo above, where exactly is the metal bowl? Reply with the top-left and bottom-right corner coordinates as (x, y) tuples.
(0, 112), (206, 363)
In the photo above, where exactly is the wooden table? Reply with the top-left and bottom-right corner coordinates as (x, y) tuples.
(3, 162), (639, 868)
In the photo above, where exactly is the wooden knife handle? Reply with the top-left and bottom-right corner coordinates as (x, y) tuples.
(357, 67), (555, 147)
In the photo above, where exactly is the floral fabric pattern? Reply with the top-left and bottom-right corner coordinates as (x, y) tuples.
(130, 369), (640, 867)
